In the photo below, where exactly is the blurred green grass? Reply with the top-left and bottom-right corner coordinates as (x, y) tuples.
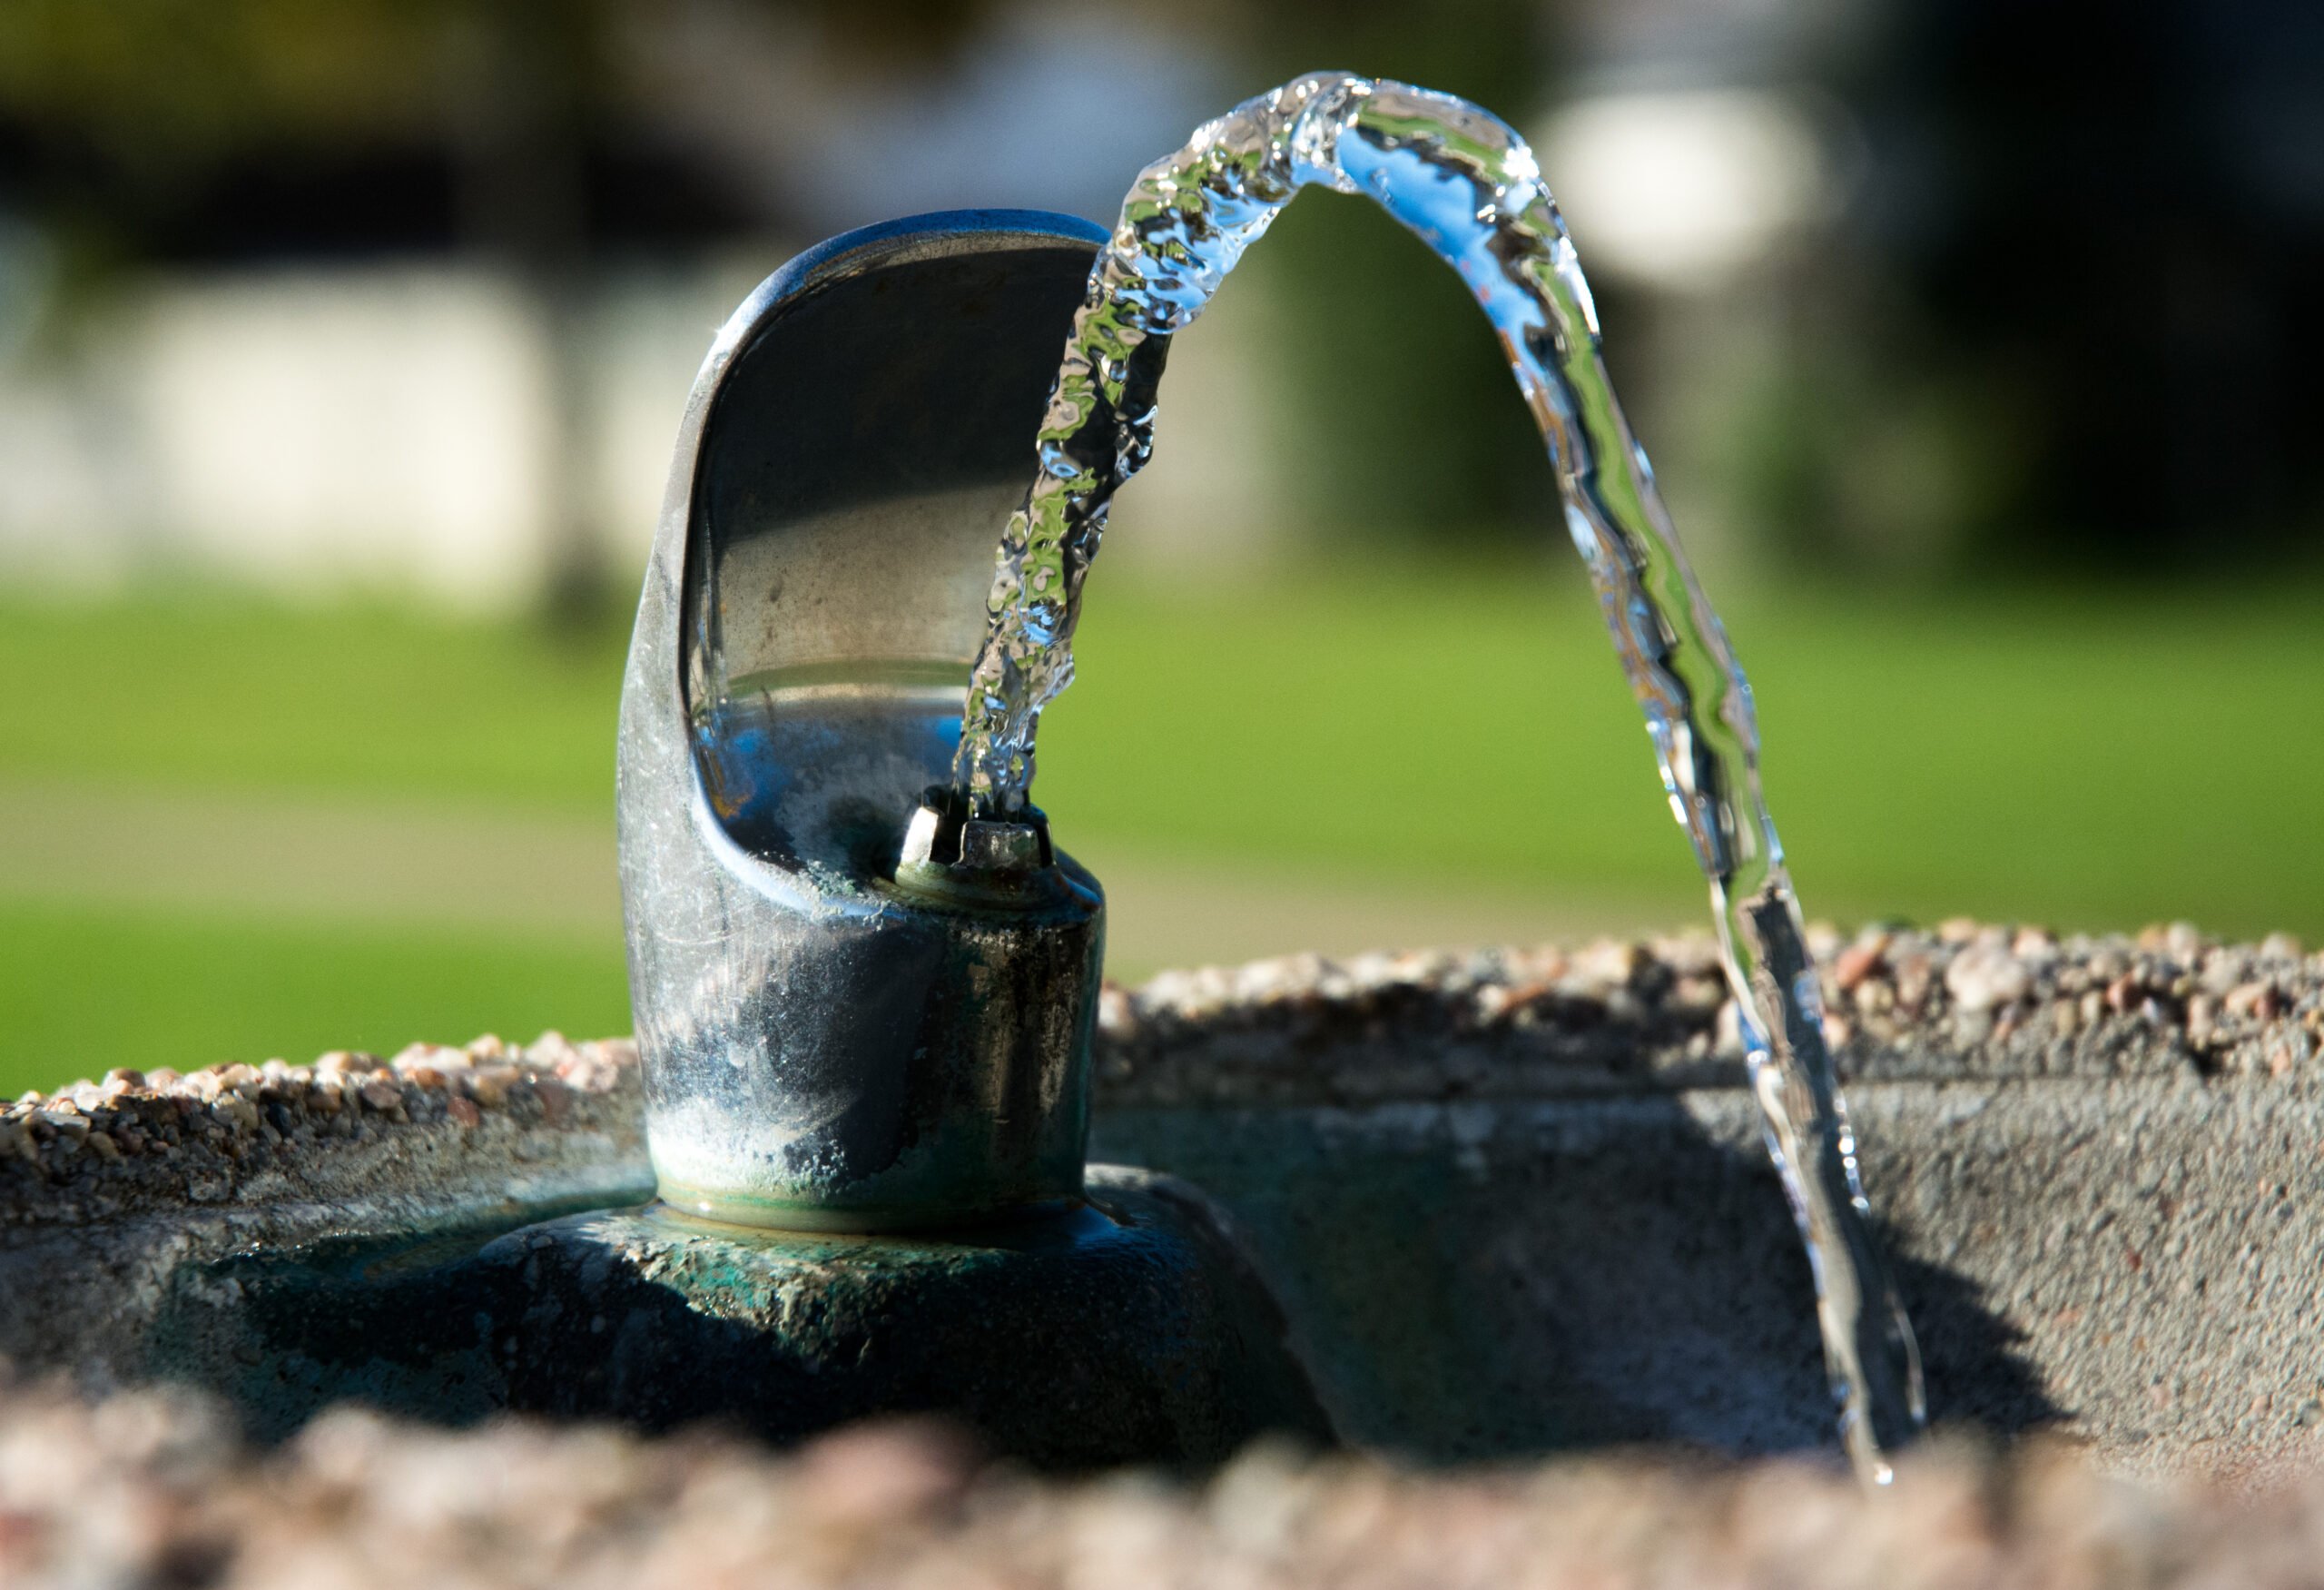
(3, 568), (2319, 1096)
(0, 898), (630, 1089)
(1056, 568), (2324, 938)
(0, 593), (630, 816)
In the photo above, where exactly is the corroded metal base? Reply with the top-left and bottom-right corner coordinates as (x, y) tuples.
(141, 1165), (1332, 1466)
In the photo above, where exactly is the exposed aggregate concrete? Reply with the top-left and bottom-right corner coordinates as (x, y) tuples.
(6, 920), (2316, 1209)
(0, 1035), (650, 1387)
(1, 1035), (639, 1226)
(8, 1379), (2324, 1590)
(1098, 919), (2322, 1105)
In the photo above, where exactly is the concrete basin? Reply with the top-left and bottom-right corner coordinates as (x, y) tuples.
(5, 920), (2320, 1478)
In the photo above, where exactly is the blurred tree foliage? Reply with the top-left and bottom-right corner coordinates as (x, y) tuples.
(6, 0), (2322, 571)
(0, 0), (963, 242)
(0, 0), (1563, 542)
(1196, 0), (1575, 541)
(1, 0), (549, 256)
(0, 0), (461, 173)
(0, 0), (989, 168)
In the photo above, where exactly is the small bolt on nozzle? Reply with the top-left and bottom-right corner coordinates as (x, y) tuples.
(893, 786), (1059, 904)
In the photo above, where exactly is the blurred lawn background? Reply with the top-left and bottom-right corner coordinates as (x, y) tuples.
(5, 567), (2319, 1096)
(5, 0), (2323, 1094)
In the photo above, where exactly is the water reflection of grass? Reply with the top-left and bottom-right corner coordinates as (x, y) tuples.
(2, 573), (2319, 1094)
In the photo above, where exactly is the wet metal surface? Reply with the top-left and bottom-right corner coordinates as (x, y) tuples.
(617, 212), (1112, 1230)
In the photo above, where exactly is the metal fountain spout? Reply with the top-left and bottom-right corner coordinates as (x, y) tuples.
(616, 212), (1110, 1233)
(605, 209), (1326, 1465)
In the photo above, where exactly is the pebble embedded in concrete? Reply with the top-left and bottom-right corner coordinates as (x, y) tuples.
(1944, 942), (2033, 1013)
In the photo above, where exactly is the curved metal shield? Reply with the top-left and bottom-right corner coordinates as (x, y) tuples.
(617, 211), (1109, 1231)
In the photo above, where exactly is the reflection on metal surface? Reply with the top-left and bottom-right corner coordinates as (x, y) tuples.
(616, 212), (1109, 1232)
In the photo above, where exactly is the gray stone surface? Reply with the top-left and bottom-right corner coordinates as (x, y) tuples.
(16, 1382), (2324, 1590)
(0, 1036), (653, 1387)
(1089, 923), (2324, 1477)
(7, 921), (2324, 1476)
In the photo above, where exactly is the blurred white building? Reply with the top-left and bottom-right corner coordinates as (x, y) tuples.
(0, 0), (1296, 607)
(0, 260), (751, 607)
(0, 0), (1864, 607)
(0, 246), (1301, 607)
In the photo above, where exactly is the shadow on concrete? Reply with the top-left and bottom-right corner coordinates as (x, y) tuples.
(1096, 1091), (2063, 1463)
(1887, 1232), (2063, 1444)
(131, 1097), (2058, 1469)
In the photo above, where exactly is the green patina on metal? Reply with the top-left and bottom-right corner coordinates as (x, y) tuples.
(141, 1167), (1332, 1467)
(620, 1201), (1116, 1323)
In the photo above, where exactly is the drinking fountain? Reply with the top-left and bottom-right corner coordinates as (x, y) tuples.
(8, 83), (2323, 1517)
(589, 205), (1331, 1460)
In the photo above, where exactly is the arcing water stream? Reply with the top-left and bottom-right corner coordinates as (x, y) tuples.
(950, 72), (1925, 1481)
